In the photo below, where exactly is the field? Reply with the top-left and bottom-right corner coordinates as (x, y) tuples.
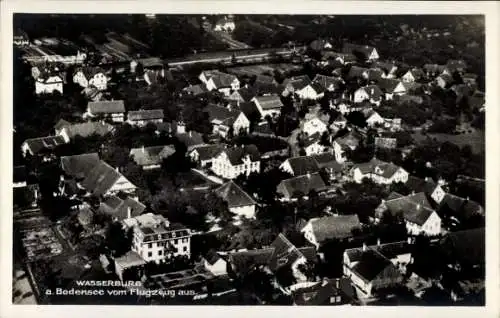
(412, 130), (485, 154)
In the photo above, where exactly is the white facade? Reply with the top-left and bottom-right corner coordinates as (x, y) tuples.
(206, 77), (240, 96)
(430, 185), (446, 205)
(132, 230), (191, 264)
(304, 142), (325, 156)
(105, 175), (137, 196)
(252, 97), (282, 118)
(204, 258), (228, 276)
(232, 113), (251, 135)
(73, 71), (108, 90)
(406, 211), (442, 236)
(127, 118), (163, 127)
(303, 118), (328, 136)
(211, 152), (260, 180)
(229, 205), (256, 219)
(366, 112), (385, 127)
(353, 167), (409, 184)
(296, 85), (323, 100)
(301, 222), (320, 249)
(402, 70), (416, 83)
(214, 21), (236, 32)
(368, 49), (380, 61)
(385, 82), (407, 100)
(35, 76), (63, 95)
(333, 141), (352, 163)
(353, 88), (370, 103)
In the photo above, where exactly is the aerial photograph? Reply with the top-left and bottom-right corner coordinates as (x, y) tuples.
(12, 14), (485, 306)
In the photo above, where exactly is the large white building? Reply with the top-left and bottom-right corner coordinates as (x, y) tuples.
(123, 213), (192, 263)
(73, 67), (108, 90)
(35, 74), (64, 95)
(351, 158), (409, 184)
(211, 145), (261, 180)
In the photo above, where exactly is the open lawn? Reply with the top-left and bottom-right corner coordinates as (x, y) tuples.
(412, 131), (485, 154)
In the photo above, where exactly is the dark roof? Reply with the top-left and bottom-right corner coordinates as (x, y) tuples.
(292, 278), (351, 305)
(183, 84), (208, 96)
(284, 156), (321, 176)
(87, 100), (125, 114)
(374, 137), (398, 149)
(268, 234), (313, 271)
(190, 144), (225, 161)
(366, 68), (384, 81)
(209, 72), (239, 88)
(342, 43), (377, 58)
(60, 122), (115, 139)
(351, 250), (398, 282)
(283, 75), (311, 91)
(311, 153), (345, 172)
(405, 67), (425, 79)
(345, 241), (410, 264)
(252, 120), (273, 134)
(232, 87), (258, 102)
(438, 194), (484, 219)
(255, 74), (275, 85)
(303, 132), (322, 148)
(228, 248), (275, 275)
(353, 158), (404, 179)
(99, 195), (146, 220)
(381, 192), (435, 226)
(223, 145), (260, 165)
(205, 104), (242, 126)
(373, 61), (397, 74)
(215, 181), (256, 208)
(61, 153), (100, 179)
(406, 176), (439, 197)
(129, 145), (175, 166)
(377, 78), (402, 93)
(440, 228), (485, 267)
(13, 166), (27, 184)
(22, 135), (67, 154)
(358, 85), (383, 100)
(76, 66), (105, 80)
(309, 214), (361, 242)
(347, 66), (368, 79)
(176, 131), (205, 149)
(239, 101), (260, 120)
(80, 160), (135, 196)
(137, 57), (164, 69)
(312, 74), (342, 91)
(334, 131), (361, 149)
(277, 173), (327, 198)
(54, 119), (71, 131)
(204, 249), (223, 266)
(128, 109), (164, 121)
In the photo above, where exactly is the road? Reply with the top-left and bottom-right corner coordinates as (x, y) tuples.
(168, 50), (297, 67)
(210, 31), (251, 50)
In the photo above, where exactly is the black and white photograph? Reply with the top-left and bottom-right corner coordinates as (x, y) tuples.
(2, 1), (499, 315)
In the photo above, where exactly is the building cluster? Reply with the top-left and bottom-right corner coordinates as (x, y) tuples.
(14, 21), (485, 306)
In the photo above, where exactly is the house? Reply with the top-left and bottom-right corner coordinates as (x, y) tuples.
(351, 158), (408, 184)
(437, 193), (484, 223)
(291, 277), (357, 305)
(204, 104), (250, 138)
(211, 145), (261, 179)
(331, 114), (348, 130)
(277, 172), (327, 200)
(251, 95), (284, 118)
(82, 86), (103, 102)
(406, 176), (446, 205)
(227, 87), (258, 105)
(375, 192), (441, 236)
(374, 137), (397, 149)
(362, 109), (385, 128)
(353, 85), (383, 105)
(401, 68), (425, 83)
(330, 52), (357, 65)
(342, 43), (379, 61)
(309, 39), (333, 51)
(303, 117), (329, 136)
(343, 241), (409, 298)
(435, 74), (453, 89)
(183, 84), (208, 96)
(127, 109), (164, 127)
(144, 69), (170, 86)
(114, 251), (146, 282)
(188, 144), (225, 168)
(203, 250), (228, 276)
(202, 71), (240, 96)
(280, 156), (320, 176)
(347, 66), (369, 81)
(21, 135), (67, 158)
(423, 64), (448, 77)
(55, 121), (115, 142)
(462, 73), (478, 85)
(129, 145), (176, 170)
(98, 194), (146, 221)
(446, 59), (467, 74)
(311, 153), (346, 180)
(282, 75), (312, 98)
(60, 153), (100, 180)
(214, 181), (257, 219)
(73, 67), (107, 90)
(176, 130), (206, 151)
(312, 74), (343, 93)
(123, 213), (192, 263)
(332, 131), (362, 163)
(372, 61), (398, 78)
(213, 16), (236, 32)
(86, 100), (126, 122)
(303, 133), (326, 156)
(80, 160), (137, 197)
(378, 79), (407, 100)
(35, 73), (64, 95)
(227, 248), (276, 277)
(396, 94), (424, 105)
(301, 214), (361, 248)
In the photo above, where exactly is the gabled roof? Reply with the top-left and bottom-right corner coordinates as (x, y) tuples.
(283, 156), (321, 176)
(277, 172), (327, 198)
(208, 71), (239, 88)
(54, 119), (71, 131)
(372, 61), (397, 74)
(312, 74), (343, 91)
(228, 248), (275, 275)
(22, 135), (67, 154)
(87, 100), (125, 114)
(255, 74), (275, 84)
(215, 181), (256, 208)
(405, 67), (425, 79)
(232, 86), (258, 102)
(345, 241), (410, 264)
(130, 145), (175, 167)
(351, 250), (399, 283)
(61, 122), (115, 139)
(80, 160), (136, 196)
(190, 144), (225, 161)
(406, 176), (439, 197)
(204, 249), (224, 266)
(222, 145), (260, 165)
(99, 195), (146, 221)
(342, 43), (377, 58)
(438, 193), (484, 219)
(283, 75), (311, 91)
(357, 85), (383, 100)
(137, 57), (164, 69)
(115, 251), (146, 269)
(381, 192), (435, 226)
(252, 95), (284, 110)
(128, 109), (164, 121)
(377, 78), (403, 93)
(334, 131), (361, 149)
(366, 68), (384, 81)
(311, 153), (345, 172)
(307, 214), (361, 242)
(268, 233), (311, 271)
(352, 158), (404, 179)
(61, 153), (100, 179)
(292, 277), (353, 305)
(176, 131), (205, 150)
(253, 120), (273, 134)
(75, 66), (105, 80)
(347, 66), (368, 79)
(204, 104), (242, 126)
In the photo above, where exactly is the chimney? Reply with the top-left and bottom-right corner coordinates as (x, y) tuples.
(416, 203), (421, 210)
(362, 242), (367, 252)
(127, 207), (132, 220)
(407, 237), (412, 245)
(115, 167), (120, 172)
(307, 172), (311, 179)
(142, 145), (145, 153)
(335, 279), (339, 289)
(424, 176), (429, 182)
(377, 238), (381, 246)
(411, 190), (415, 195)
(189, 131), (192, 137)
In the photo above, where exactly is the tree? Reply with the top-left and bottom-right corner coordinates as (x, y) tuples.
(105, 222), (133, 257)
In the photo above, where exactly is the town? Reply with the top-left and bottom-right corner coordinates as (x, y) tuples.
(12, 14), (485, 306)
